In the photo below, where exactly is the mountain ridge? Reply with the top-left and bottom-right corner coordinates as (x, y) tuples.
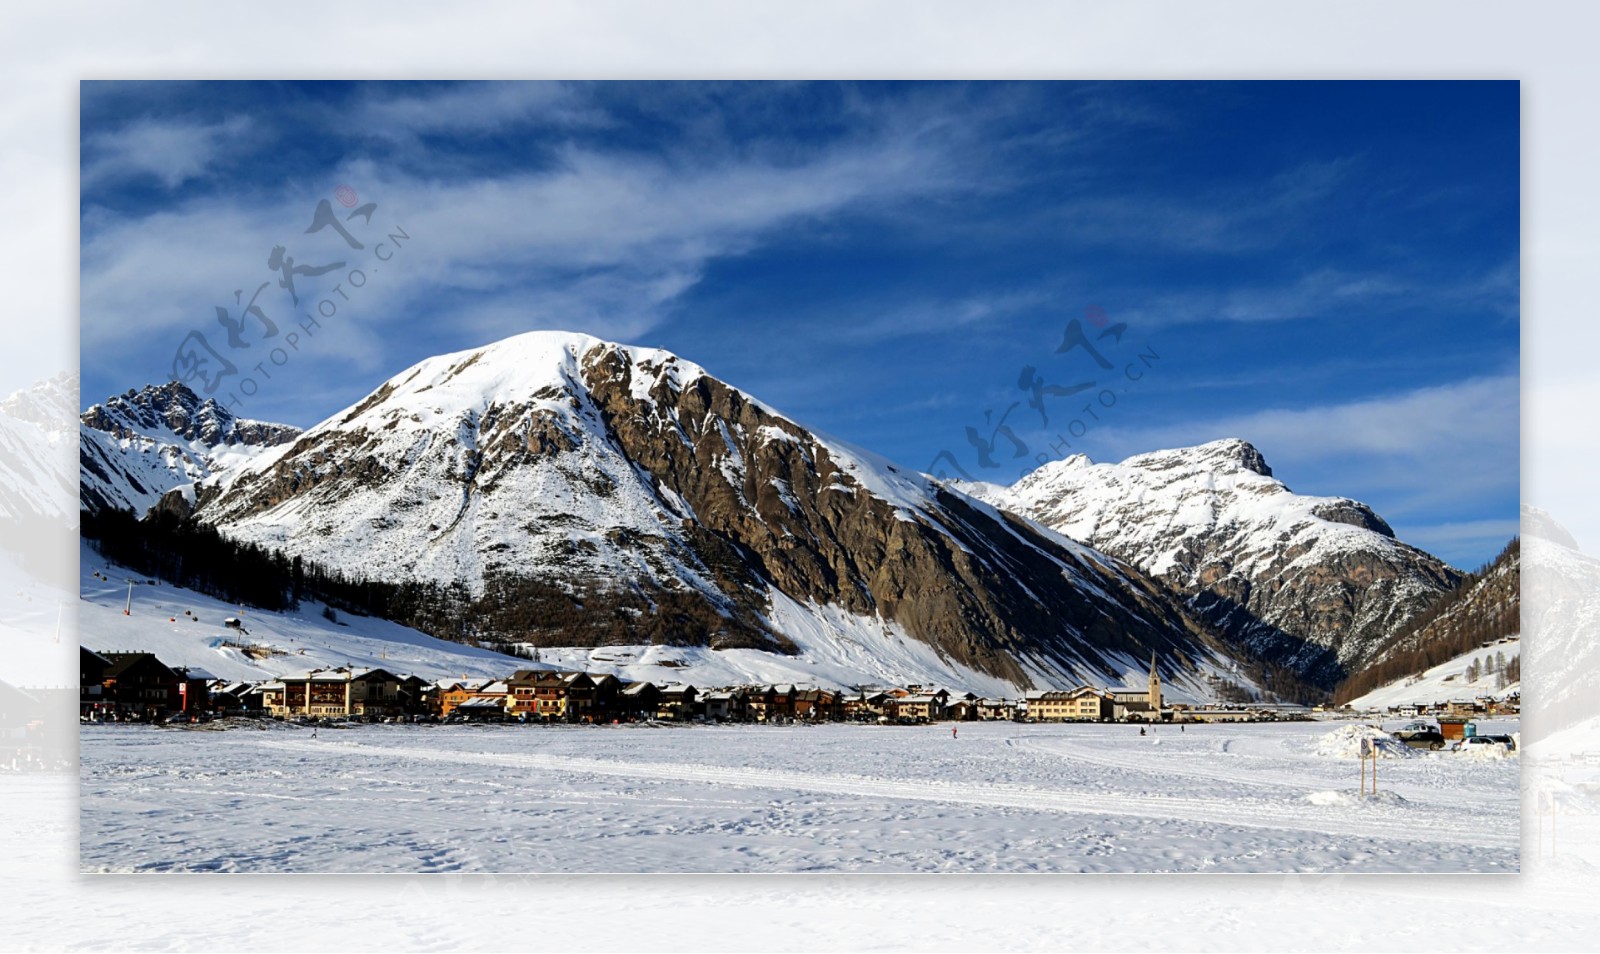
(962, 438), (1463, 689)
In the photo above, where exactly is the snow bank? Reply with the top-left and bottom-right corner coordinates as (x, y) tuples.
(1313, 724), (1417, 760)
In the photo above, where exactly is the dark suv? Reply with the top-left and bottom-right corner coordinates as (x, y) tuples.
(1395, 727), (1445, 750)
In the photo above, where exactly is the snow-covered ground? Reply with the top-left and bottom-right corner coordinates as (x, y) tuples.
(1348, 636), (1521, 710)
(80, 719), (1518, 873)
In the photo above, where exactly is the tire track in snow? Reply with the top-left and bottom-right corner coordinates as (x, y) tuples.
(259, 737), (1515, 852)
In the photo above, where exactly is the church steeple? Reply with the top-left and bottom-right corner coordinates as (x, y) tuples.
(1148, 652), (1162, 711)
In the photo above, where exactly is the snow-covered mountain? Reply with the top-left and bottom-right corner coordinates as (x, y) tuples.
(159, 331), (1258, 695)
(79, 380), (301, 515)
(1521, 504), (1600, 741)
(1, 375), (76, 526)
(963, 439), (1462, 688)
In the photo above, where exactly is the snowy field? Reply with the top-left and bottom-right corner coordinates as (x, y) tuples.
(80, 719), (1518, 873)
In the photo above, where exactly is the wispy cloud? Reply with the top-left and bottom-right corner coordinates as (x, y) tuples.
(349, 82), (607, 140)
(82, 116), (250, 189)
(79, 108), (969, 379)
(1042, 156), (1362, 255)
(1121, 267), (1412, 328)
(836, 288), (1055, 343)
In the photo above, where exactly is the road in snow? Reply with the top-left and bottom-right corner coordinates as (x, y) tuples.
(80, 720), (1518, 873)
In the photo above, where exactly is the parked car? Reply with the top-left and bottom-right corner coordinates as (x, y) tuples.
(1458, 735), (1516, 752)
(1396, 728), (1445, 750)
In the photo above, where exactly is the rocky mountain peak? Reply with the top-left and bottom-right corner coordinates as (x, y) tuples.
(81, 380), (300, 449)
(1123, 438), (1274, 479)
(968, 438), (1461, 689)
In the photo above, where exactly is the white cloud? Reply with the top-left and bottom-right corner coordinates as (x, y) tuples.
(82, 116), (249, 189)
(80, 120), (964, 371)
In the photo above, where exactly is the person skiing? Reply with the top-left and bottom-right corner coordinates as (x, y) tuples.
(952, 726), (958, 739)
(1139, 726), (1146, 736)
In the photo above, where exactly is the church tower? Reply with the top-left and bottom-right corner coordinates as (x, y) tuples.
(1147, 652), (1162, 712)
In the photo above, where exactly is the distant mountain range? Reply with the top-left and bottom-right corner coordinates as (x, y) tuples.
(72, 331), (1510, 699)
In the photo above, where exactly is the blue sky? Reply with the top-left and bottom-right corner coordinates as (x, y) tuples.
(79, 81), (1518, 569)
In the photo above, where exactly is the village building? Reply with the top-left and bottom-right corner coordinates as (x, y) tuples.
(583, 673), (624, 723)
(504, 671), (543, 720)
(792, 688), (837, 721)
(505, 671), (576, 721)
(699, 688), (743, 722)
(971, 698), (1012, 721)
(208, 681), (263, 715)
(452, 694), (510, 722)
(79, 648), (112, 718)
(94, 651), (183, 720)
(943, 698), (977, 722)
(460, 679), (510, 717)
(768, 684), (796, 722)
(656, 684), (698, 721)
(618, 681), (661, 721)
(266, 668), (414, 719)
(1024, 687), (1111, 722)
(893, 693), (943, 722)
(1110, 654), (1165, 722)
(744, 685), (776, 722)
(432, 679), (483, 718)
(839, 690), (881, 721)
(171, 666), (216, 716)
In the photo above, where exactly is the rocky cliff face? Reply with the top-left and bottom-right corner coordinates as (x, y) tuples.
(192, 331), (1254, 693)
(79, 381), (301, 515)
(964, 439), (1462, 688)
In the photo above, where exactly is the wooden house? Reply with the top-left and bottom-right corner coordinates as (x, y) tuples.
(699, 688), (743, 722)
(617, 681), (661, 721)
(656, 684), (698, 721)
(97, 652), (182, 720)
